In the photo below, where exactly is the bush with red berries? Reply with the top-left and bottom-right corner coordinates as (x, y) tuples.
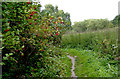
(2, 2), (70, 78)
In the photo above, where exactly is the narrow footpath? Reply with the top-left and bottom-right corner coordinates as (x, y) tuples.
(67, 54), (77, 78)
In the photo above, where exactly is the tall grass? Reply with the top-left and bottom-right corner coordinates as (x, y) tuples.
(61, 27), (118, 57)
(61, 27), (119, 77)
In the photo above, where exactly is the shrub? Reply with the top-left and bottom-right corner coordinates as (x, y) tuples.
(2, 2), (70, 78)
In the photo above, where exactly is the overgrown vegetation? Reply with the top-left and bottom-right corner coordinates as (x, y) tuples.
(1, 1), (119, 78)
(62, 48), (118, 77)
(62, 27), (118, 57)
(2, 2), (71, 78)
(112, 14), (120, 26)
(61, 17), (119, 77)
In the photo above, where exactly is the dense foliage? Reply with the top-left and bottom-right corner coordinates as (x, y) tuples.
(41, 4), (71, 45)
(112, 14), (120, 26)
(2, 2), (71, 78)
(1, 1), (119, 78)
(62, 27), (118, 57)
(72, 19), (114, 33)
(62, 48), (118, 77)
(62, 27), (119, 77)
(42, 4), (71, 27)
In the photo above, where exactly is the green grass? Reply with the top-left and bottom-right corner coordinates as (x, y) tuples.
(61, 48), (118, 77)
(46, 47), (72, 77)
(62, 27), (118, 57)
(62, 27), (118, 47)
(59, 53), (72, 77)
(60, 27), (119, 77)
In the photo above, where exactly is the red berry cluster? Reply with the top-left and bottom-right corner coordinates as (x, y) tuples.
(27, 2), (31, 4)
(5, 29), (9, 32)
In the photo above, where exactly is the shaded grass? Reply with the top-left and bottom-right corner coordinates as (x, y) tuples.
(60, 52), (72, 77)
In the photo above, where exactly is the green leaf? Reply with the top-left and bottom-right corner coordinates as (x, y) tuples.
(22, 45), (24, 48)
(0, 62), (5, 65)
(9, 53), (13, 56)
(38, 4), (42, 7)
(16, 29), (19, 35)
(11, 32), (15, 36)
(13, 41), (15, 45)
(6, 23), (9, 26)
(5, 54), (9, 57)
(3, 57), (7, 60)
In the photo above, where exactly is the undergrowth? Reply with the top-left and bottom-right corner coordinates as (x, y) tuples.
(61, 48), (118, 77)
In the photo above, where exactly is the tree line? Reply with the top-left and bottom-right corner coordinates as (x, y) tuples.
(71, 15), (119, 33)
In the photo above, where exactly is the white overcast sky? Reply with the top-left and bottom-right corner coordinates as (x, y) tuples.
(39, 0), (120, 25)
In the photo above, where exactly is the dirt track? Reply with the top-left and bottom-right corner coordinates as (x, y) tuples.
(67, 55), (77, 78)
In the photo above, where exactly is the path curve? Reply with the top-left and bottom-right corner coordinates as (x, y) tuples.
(67, 55), (77, 78)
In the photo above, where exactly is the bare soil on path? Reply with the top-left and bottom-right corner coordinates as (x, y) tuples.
(67, 54), (77, 78)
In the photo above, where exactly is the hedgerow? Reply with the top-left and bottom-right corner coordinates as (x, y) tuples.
(2, 2), (70, 78)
